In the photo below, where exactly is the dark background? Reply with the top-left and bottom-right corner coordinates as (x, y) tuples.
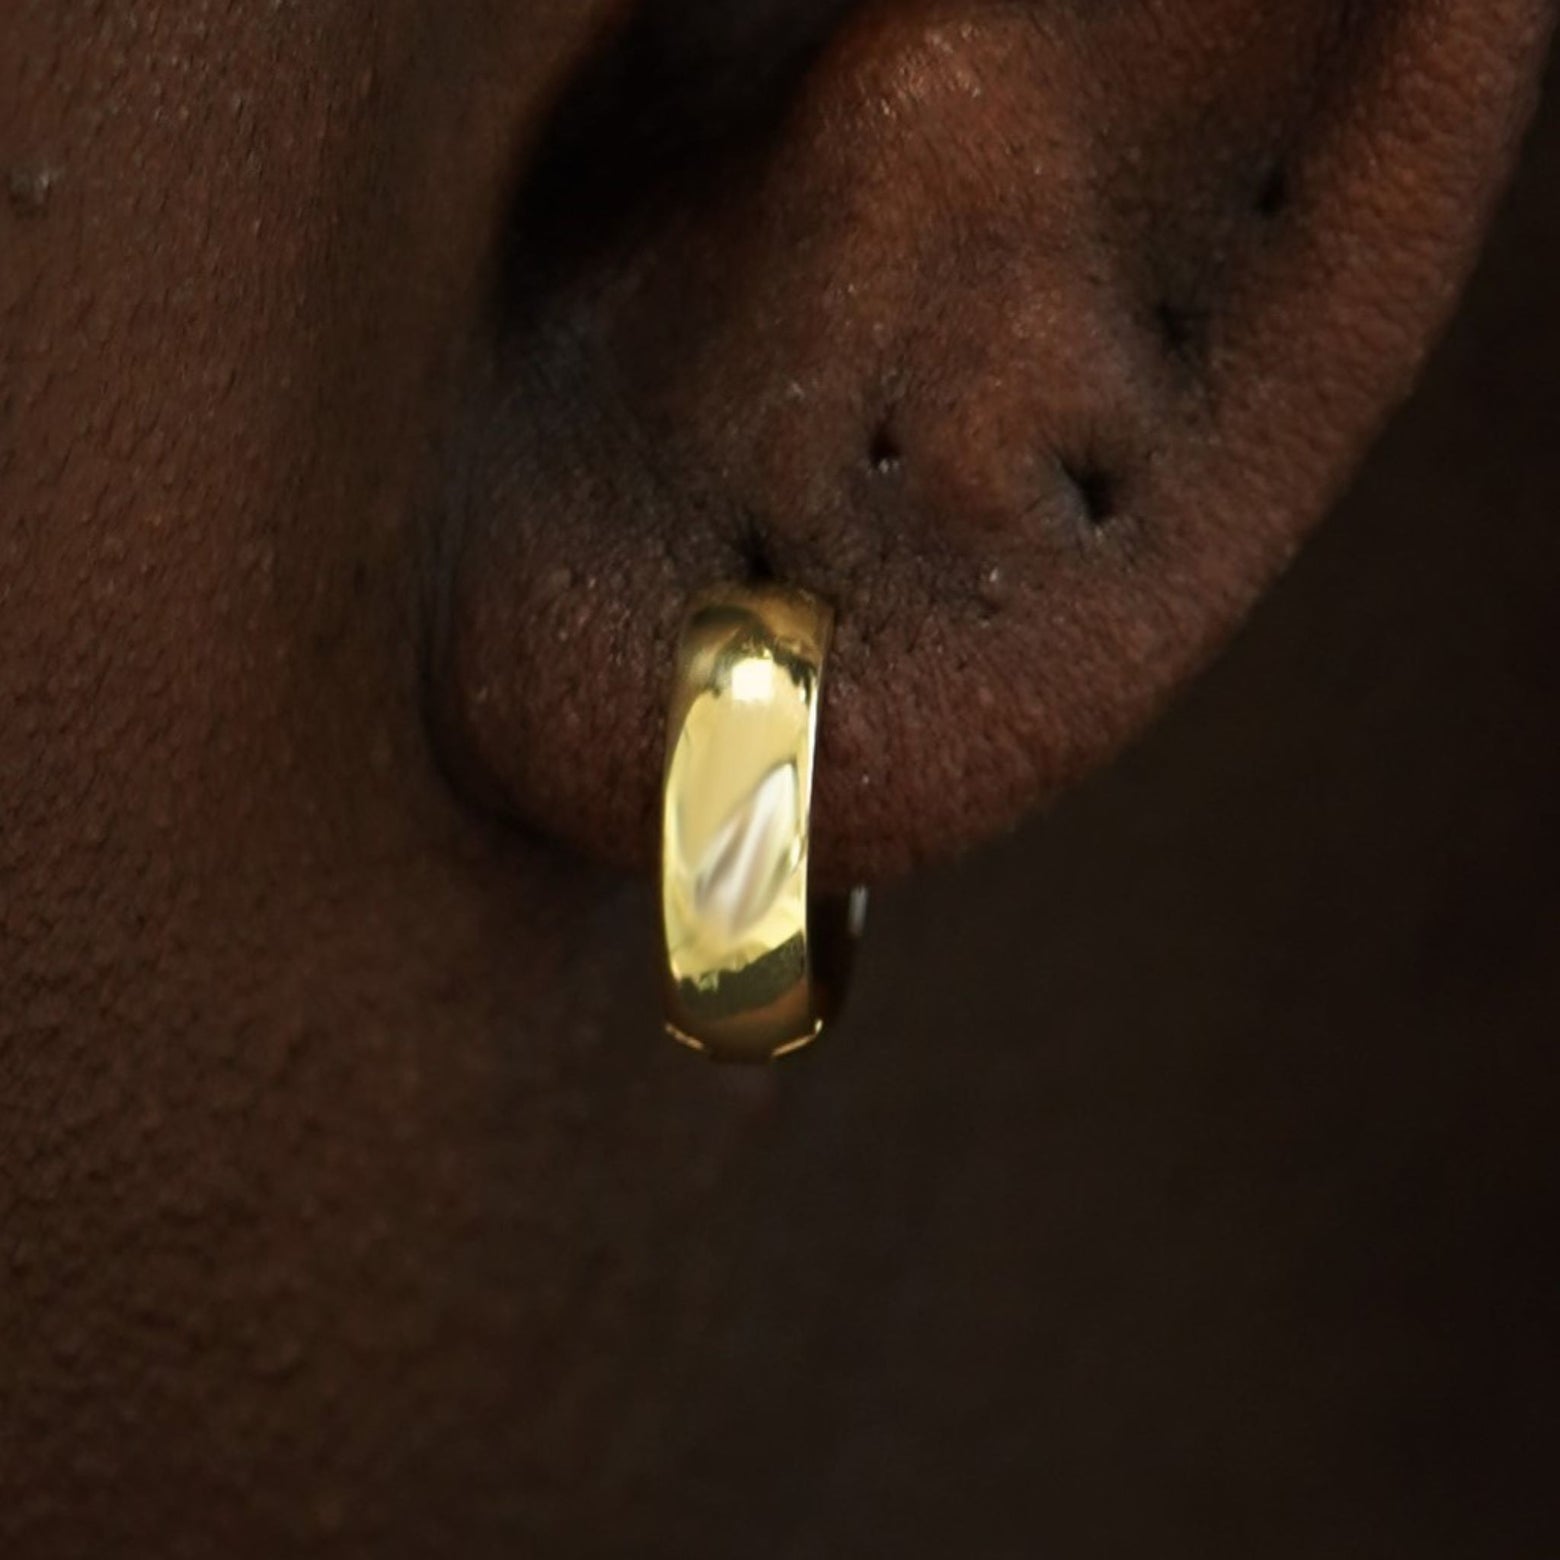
(636, 54), (1560, 1559)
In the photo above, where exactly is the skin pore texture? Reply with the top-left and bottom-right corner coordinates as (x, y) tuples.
(1, 2), (1555, 1556)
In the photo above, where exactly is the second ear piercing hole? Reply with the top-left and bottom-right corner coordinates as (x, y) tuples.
(869, 425), (902, 476)
(1061, 459), (1120, 530)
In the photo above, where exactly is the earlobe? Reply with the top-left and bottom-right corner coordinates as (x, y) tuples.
(437, 0), (1554, 887)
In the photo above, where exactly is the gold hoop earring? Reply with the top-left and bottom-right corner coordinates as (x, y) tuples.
(659, 584), (866, 1063)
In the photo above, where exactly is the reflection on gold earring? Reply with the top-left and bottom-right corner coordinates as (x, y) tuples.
(659, 584), (867, 1063)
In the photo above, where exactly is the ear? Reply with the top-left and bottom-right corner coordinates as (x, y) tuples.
(437, 0), (1553, 886)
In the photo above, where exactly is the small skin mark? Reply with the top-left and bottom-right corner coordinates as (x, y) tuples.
(1155, 300), (1205, 362)
(1255, 161), (1290, 218)
(6, 164), (60, 218)
(977, 563), (1011, 620)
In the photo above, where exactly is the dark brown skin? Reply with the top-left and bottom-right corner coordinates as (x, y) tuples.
(1, 3), (1555, 1555)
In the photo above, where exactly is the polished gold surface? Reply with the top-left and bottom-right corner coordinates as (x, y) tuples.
(660, 584), (865, 1063)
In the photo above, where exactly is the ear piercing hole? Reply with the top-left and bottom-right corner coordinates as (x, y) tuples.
(739, 517), (777, 584)
(869, 425), (902, 475)
(1062, 460), (1120, 529)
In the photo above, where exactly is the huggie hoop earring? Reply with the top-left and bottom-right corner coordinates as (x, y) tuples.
(659, 584), (867, 1063)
